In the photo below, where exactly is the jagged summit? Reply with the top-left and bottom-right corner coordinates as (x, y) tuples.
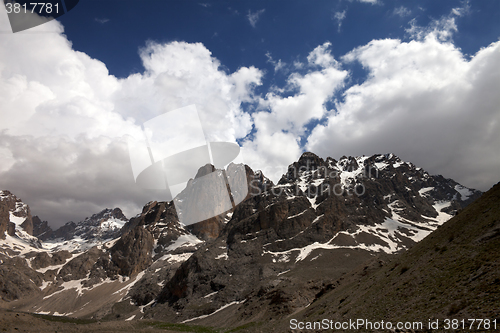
(0, 190), (40, 248)
(74, 207), (128, 240)
(37, 207), (129, 252)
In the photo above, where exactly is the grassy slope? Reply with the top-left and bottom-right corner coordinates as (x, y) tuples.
(0, 309), (227, 333)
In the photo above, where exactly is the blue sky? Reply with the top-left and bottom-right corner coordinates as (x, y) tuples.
(59, 0), (499, 78)
(0, 0), (499, 226)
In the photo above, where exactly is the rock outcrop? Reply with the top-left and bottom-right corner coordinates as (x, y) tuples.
(0, 257), (44, 301)
(32, 216), (53, 240)
(0, 190), (34, 237)
(111, 227), (154, 276)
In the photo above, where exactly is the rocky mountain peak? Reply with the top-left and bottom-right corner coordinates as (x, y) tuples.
(89, 207), (127, 223)
(55, 207), (128, 241)
(297, 151), (325, 168)
(32, 216), (52, 239)
(31, 207), (130, 253)
(0, 190), (38, 247)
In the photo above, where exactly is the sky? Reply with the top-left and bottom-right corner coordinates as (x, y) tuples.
(0, 0), (499, 228)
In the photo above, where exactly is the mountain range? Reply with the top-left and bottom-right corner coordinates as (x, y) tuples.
(1, 152), (493, 332)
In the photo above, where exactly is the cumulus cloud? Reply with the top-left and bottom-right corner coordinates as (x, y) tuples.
(306, 34), (500, 191)
(247, 9), (265, 28)
(242, 43), (348, 177)
(307, 42), (338, 68)
(117, 41), (261, 142)
(0, 9), (262, 227)
(247, 6), (499, 192)
(0, 15), (128, 139)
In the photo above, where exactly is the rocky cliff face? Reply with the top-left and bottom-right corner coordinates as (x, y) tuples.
(149, 153), (482, 324)
(0, 197), (10, 239)
(32, 216), (53, 240)
(0, 153), (484, 324)
(111, 227), (154, 276)
(0, 190), (39, 247)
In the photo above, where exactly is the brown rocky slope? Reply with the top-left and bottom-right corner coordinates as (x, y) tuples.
(258, 181), (500, 332)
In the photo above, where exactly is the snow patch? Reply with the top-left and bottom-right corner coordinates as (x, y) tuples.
(374, 162), (388, 170)
(428, 201), (453, 223)
(182, 300), (246, 323)
(159, 252), (193, 263)
(36, 252), (83, 274)
(113, 271), (146, 301)
(454, 184), (472, 200)
(9, 212), (26, 226)
(215, 252), (228, 260)
(277, 269), (290, 276)
(166, 234), (203, 251)
(287, 209), (308, 219)
(139, 300), (155, 313)
(418, 187), (434, 196)
(203, 291), (218, 298)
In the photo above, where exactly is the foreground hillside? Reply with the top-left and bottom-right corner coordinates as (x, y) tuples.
(259, 181), (500, 332)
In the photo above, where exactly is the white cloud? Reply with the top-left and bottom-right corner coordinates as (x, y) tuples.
(293, 60), (305, 69)
(118, 41), (261, 143)
(307, 42), (338, 68)
(243, 43), (348, 178)
(265, 52), (285, 72)
(406, 16), (458, 42)
(247, 9), (265, 28)
(0, 134), (161, 226)
(451, 1), (470, 17)
(230, 66), (263, 101)
(393, 6), (411, 17)
(95, 18), (110, 24)
(354, 0), (380, 4)
(307, 34), (500, 191)
(242, 131), (302, 181)
(406, 3), (470, 42)
(0, 13), (128, 139)
(0, 9), (262, 226)
(333, 10), (346, 32)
